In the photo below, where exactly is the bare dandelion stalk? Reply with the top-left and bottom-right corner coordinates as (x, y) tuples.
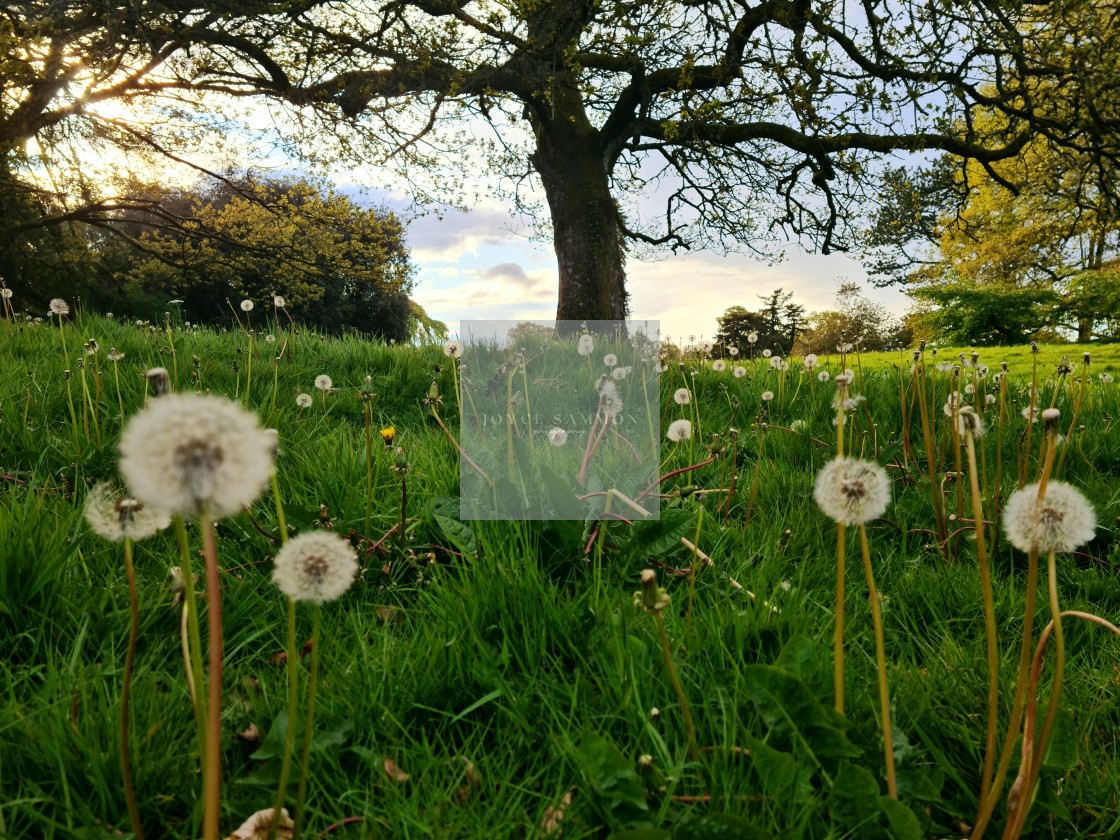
(1055, 355), (1089, 478)
(121, 537), (144, 840)
(972, 420), (1059, 840)
(962, 411), (999, 806)
(174, 516), (210, 809)
(859, 523), (897, 800)
(292, 604), (322, 840)
(685, 500), (705, 636)
(636, 570), (701, 763)
(915, 351), (949, 557)
(200, 511), (224, 840)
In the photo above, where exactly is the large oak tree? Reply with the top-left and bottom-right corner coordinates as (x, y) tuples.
(169, 0), (1120, 328)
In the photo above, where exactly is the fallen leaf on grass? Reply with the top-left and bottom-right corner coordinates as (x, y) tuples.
(224, 807), (293, 839)
(540, 789), (573, 835)
(384, 757), (410, 783)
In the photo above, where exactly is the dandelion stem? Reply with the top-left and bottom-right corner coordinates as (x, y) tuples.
(268, 598), (299, 840)
(173, 516), (209, 827)
(858, 524), (897, 800)
(292, 604), (322, 840)
(965, 433), (999, 807)
(685, 501), (705, 636)
(200, 512), (223, 840)
(121, 538), (145, 840)
(971, 433), (1058, 840)
(915, 357), (948, 558)
(112, 359), (126, 427)
(653, 612), (701, 763)
(1003, 548), (1066, 840)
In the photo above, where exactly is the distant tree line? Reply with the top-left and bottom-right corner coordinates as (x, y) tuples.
(712, 283), (910, 356)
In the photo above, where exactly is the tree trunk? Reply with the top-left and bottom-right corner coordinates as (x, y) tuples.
(531, 117), (628, 333)
(1077, 317), (1093, 342)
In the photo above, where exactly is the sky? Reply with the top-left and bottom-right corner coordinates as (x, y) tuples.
(398, 197), (911, 342)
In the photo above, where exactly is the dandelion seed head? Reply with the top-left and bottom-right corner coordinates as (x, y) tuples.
(0, 288), (11, 299)
(612, 366), (631, 380)
(1100, 373), (1113, 384)
(985, 393), (997, 405)
(804, 354), (817, 369)
(761, 390), (774, 401)
(273, 295), (286, 307)
(818, 370), (830, 382)
(733, 365), (746, 378)
(49, 298), (69, 316)
(119, 393), (274, 518)
(957, 405), (984, 438)
(673, 387), (691, 405)
(698, 339), (714, 353)
(577, 334), (593, 356)
(603, 353), (618, 367)
(747, 332), (758, 344)
(548, 427), (568, 447)
(314, 374), (333, 392)
(84, 482), (171, 542)
(762, 349), (772, 358)
(240, 299), (254, 312)
(813, 456), (891, 525)
(265, 334), (276, 344)
(712, 359), (726, 372)
(769, 355), (782, 369)
(666, 419), (692, 442)
(1003, 481), (1096, 554)
(296, 393), (313, 408)
(443, 339), (463, 359)
(728, 346), (739, 356)
(272, 530), (358, 604)
(1021, 405), (1039, 423)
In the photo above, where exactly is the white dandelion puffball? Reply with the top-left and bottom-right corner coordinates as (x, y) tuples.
(296, 393), (313, 408)
(443, 339), (463, 359)
(611, 366), (631, 381)
(272, 531), (358, 604)
(813, 456), (892, 525)
(728, 346), (739, 357)
(747, 332), (759, 344)
(1100, 373), (1113, 384)
(762, 349), (772, 358)
(818, 371), (830, 382)
(843, 368), (855, 379)
(49, 298), (69, 316)
(964, 383), (975, 394)
(84, 482), (171, 542)
(804, 354), (818, 369)
(273, 295), (286, 307)
(0, 288), (12, 299)
(1021, 405), (1039, 424)
(733, 365), (746, 378)
(712, 360), (727, 372)
(314, 374), (333, 392)
(667, 419), (692, 442)
(603, 353), (618, 367)
(698, 339), (714, 353)
(761, 390), (774, 401)
(119, 393), (275, 518)
(599, 381), (624, 417)
(957, 405), (984, 438)
(265, 334), (276, 344)
(769, 355), (782, 369)
(986, 393), (997, 405)
(1003, 481), (1096, 554)
(240, 299), (254, 312)
(548, 427), (568, 447)
(577, 334), (594, 356)
(943, 393), (961, 417)
(673, 387), (691, 405)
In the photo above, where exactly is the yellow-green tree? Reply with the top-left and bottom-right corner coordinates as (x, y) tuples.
(123, 177), (415, 339)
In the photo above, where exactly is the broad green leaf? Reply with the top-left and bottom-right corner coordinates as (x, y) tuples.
(743, 733), (813, 806)
(880, 797), (923, 840)
(741, 665), (860, 761)
(826, 763), (880, 827)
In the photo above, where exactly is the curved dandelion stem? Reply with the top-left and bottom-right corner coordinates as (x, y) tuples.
(965, 433), (999, 807)
(653, 612), (701, 763)
(174, 516), (209, 830)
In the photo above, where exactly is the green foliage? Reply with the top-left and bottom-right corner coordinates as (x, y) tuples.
(2, 315), (1120, 838)
(120, 176), (416, 341)
(908, 281), (1060, 345)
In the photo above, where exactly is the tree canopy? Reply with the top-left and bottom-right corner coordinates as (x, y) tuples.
(3, 1), (1120, 328)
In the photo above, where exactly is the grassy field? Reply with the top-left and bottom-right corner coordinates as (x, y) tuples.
(2, 313), (1119, 839)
